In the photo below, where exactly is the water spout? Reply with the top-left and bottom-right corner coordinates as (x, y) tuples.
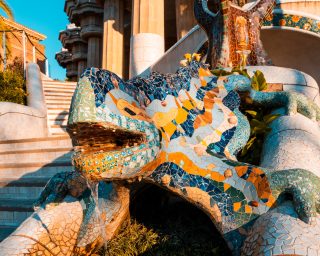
(86, 180), (109, 250)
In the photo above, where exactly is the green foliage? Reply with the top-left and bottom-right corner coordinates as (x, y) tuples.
(238, 70), (280, 164)
(0, 58), (26, 105)
(210, 69), (233, 77)
(239, 108), (279, 164)
(210, 67), (250, 79)
(251, 70), (267, 91)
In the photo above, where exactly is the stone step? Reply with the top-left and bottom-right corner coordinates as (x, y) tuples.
(43, 83), (76, 89)
(49, 119), (68, 126)
(50, 125), (67, 129)
(44, 91), (74, 97)
(42, 80), (76, 85)
(48, 118), (69, 125)
(0, 199), (34, 212)
(0, 164), (73, 180)
(0, 199), (34, 226)
(0, 178), (48, 200)
(45, 94), (73, 100)
(0, 225), (17, 241)
(48, 112), (69, 118)
(46, 103), (71, 109)
(49, 126), (68, 135)
(0, 178), (48, 187)
(0, 149), (73, 164)
(45, 94), (74, 99)
(51, 132), (69, 136)
(0, 147), (71, 155)
(0, 161), (72, 169)
(44, 88), (75, 93)
(49, 117), (68, 121)
(0, 187), (44, 200)
(48, 107), (69, 116)
(0, 136), (71, 152)
(45, 90), (72, 94)
(45, 99), (72, 104)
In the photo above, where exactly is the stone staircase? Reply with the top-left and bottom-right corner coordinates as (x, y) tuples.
(42, 79), (77, 136)
(0, 78), (77, 241)
(0, 136), (74, 241)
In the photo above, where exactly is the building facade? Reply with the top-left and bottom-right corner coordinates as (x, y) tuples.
(56, 0), (198, 81)
(0, 16), (47, 73)
(56, 0), (320, 83)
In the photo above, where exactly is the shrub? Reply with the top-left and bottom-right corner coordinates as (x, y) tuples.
(0, 57), (26, 105)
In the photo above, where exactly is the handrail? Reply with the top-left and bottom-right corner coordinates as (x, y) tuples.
(26, 63), (47, 115)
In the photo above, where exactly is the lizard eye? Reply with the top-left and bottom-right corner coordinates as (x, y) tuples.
(124, 107), (136, 116)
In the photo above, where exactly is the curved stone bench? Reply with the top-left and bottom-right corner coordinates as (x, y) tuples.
(242, 66), (320, 255)
(246, 66), (320, 106)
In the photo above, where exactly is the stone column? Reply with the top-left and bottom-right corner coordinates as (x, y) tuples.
(102, 0), (124, 77)
(72, 42), (87, 78)
(80, 14), (103, 68)
(130, 0), (165, 78)
(86, 37), (102, 68)
(69, 1), (104, 69)
(67, 62), (78, 81)
(78, 60), (87, 78)
(175, 0), (197, 39)
(55, 50), (77, 81)
(58, 26), (88, 80)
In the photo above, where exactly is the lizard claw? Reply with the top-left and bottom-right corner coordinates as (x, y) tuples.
(286, 92), (319, 121)
(269, 169), (320, 224)
(34, 171), (88, 209)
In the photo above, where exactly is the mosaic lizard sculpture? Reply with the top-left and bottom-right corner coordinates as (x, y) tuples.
(34, 60), (320, 254)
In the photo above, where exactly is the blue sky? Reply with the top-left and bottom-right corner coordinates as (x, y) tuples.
(3, 0), (68, 80)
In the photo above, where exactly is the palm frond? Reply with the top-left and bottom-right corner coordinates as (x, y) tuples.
(0, 1), (13, 20)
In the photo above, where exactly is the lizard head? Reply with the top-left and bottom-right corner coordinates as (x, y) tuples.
(67, 68), (161, 181)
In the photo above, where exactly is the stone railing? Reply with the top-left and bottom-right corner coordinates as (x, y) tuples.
(140, 25), (207, 76)
(0, 63), (48, 140)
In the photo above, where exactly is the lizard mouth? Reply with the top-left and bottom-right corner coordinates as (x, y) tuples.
(67, 122), (146, 155)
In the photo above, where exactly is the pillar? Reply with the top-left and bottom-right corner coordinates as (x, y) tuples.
(130, 0), (165, 78)
(175, 0), (197, 39)
(66, 62), (78, 81)
(102, 0), (124, 77)
(78, 60), (87, 78)
(78, 11), (103, 69)
(87, 37), (102, 68)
